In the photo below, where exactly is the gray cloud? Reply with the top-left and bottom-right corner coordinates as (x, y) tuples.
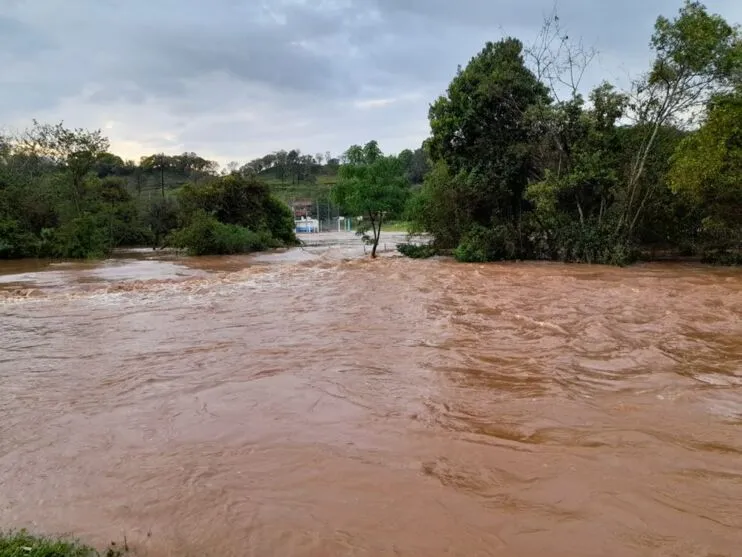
(0, 0), (739, 162)
(0, 14), (50, 53)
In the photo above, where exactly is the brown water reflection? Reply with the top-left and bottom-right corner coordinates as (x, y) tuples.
(1, 237), (741, 556)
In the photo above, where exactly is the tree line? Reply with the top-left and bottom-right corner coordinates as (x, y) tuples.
(236, 146), (429, 186)
(0, 121), (304, 258)
(395, 0), (741, 265)
(1, 1), (738, 263)
(0, 118), (434, 259)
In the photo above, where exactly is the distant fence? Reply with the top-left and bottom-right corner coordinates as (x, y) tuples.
(296, 218), (356, 233)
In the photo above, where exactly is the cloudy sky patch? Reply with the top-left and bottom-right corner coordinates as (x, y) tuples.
(1, 0), (739, 163)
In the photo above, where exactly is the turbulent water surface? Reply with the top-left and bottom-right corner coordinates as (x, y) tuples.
(1, 233), (741, 556)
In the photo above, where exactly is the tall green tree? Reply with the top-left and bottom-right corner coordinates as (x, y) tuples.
(17, 121), (110, 217)
(618, 0), (742, 238)
(524, 84), (633, 262)
(669, 89), (742, 258)
(398, 147), (431, 185)
(428, 38), (549, 226)
(332, 142), (409, 257)
(406, 161), (477, 249)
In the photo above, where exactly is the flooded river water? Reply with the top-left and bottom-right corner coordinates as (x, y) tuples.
(1, 233), (741, 556)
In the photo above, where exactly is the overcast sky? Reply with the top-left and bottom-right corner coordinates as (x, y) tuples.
(1, 0), (740, 165)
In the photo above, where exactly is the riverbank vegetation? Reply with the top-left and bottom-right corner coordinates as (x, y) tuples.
(401, 1), (741, 265)
(0, 122), (297, 258)
(1, 1), (738, 263)
(0, 122), (429, 259)
(0, 530), (127, 557)
(331, 141), (410, 257)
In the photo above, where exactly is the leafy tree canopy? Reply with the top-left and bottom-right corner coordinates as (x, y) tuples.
(332, 141), (409, 257)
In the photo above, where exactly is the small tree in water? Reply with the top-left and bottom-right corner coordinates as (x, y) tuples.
(332, 141), (408, 257)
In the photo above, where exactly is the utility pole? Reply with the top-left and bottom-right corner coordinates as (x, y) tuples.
(159, 153), (166, 199)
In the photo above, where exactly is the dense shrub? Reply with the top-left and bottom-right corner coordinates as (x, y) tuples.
(552, 223), (635, 266)
(46, 215), (110, 259)
(263, 194), (298, 245)
(169, 212), (276, 256)
(701, 249), (742, 265)
(396, 243), (439, 259)
(112, 217), (154, 248)
(0, 219), (40, 258)
(146, 197), (180, 248)
(177, 175), (297, 252)
(454, 224), (518, 263)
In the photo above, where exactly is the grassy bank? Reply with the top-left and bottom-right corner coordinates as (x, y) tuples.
(380, 221), (411, 233)
(0, 531), (127, 557)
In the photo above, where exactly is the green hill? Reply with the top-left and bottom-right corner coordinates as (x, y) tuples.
(257, 167), (338, 206)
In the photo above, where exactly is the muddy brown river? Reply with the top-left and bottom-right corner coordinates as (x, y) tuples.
(1, 233), (741, 556)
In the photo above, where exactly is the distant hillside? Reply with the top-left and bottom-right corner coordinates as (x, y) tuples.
(258, 166), (338, 205)
(117, 164), (342, 216)
(123, 170), (197, 200)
